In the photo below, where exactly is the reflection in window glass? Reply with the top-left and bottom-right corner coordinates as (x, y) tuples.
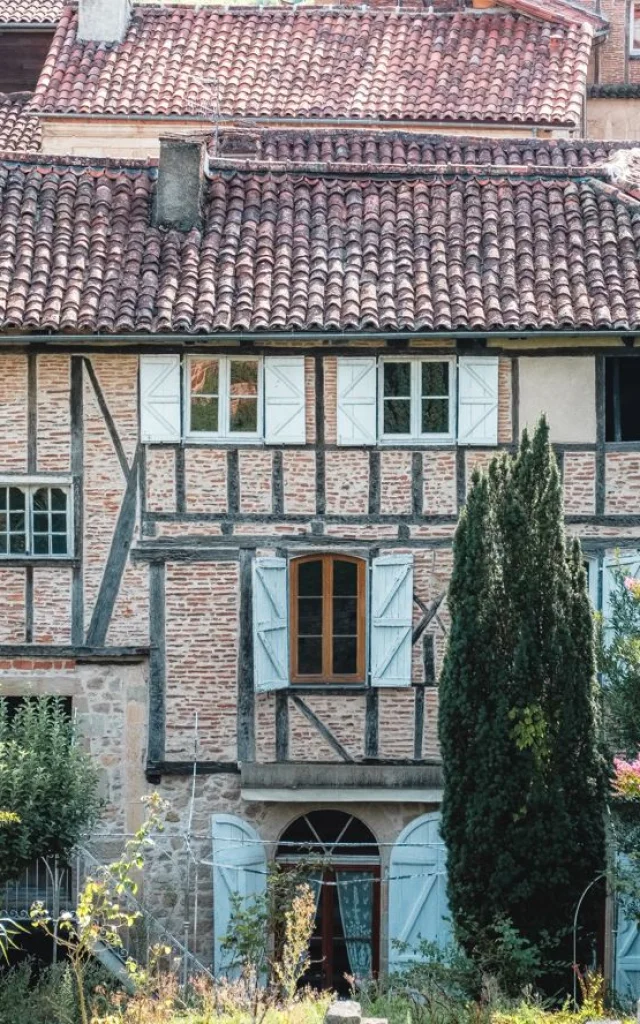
(633, 3), (640, 52)
(229, 360), (258, 433)
(0, 487), (26, 555)
(190, 359), (219, 433)
(421, 361), (450, 435)
(0, 486), (69, 557)
(32, 488), (69, 556)
(383, 362), (411, 434)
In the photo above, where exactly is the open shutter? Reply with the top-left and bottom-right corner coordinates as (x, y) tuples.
(603, 550), (640, 626)
(389, 813), (451, 971)
(264, 357), (306, 444)
(337, 357), (377, 446)
(253, 557), (289, 692)
(212, 815), (267, 976)
(139, 355), (181, 442)
(370, 554), (413, 687)
(457, 356), (499, 446)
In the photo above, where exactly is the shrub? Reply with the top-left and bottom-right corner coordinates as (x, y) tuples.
(0, 696), (102, 884)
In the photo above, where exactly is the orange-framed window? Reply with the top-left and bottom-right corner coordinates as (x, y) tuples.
(632, 2), (640, 53)
(290, 554), (366, 684)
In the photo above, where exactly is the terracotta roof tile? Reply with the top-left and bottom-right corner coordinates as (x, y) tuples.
(32, 5), (593, 127)
(216, 129), (629, 170)
(0, 0), (60, 24)
(0, 93), (40, 151)
(0, 157), (638, 335)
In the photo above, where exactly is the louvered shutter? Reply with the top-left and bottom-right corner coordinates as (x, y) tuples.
(337, 357), (377, 446)
(457, 356), (499, 446)
(212, 815), (267, 976)
(252, 557), (289, 692)
(139, 355), (181, 442)
(370, 554), (413, 687)
(388, 813), (451, 971)
(264, 357), (306, 444)
(603, 550), (640, 626)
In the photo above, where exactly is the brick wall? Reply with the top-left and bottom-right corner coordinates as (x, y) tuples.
(0, 354), (27, 471)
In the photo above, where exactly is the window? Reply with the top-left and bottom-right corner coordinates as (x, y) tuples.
(379, 358), (454, 441)
(605, 358), (640, 441)
(0, 484), (70, 558)
(187, 356), (261, 438)
(290, 555), (366, 683)
(632, 3), (640, 54)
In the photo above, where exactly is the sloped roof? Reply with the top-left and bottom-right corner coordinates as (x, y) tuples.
(32, 6), (593, 128)
(0, 156), (638, 335)
(0, 93), (40, 151)
(0, 0), (60, 25)
(221, 129), (629, 170)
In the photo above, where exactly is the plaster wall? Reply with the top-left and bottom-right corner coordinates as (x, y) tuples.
(518, 356), (596, 443)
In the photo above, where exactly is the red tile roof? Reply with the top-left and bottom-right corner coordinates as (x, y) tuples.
(0, 156), (637, 335)
(0, 93), (40, 151)
(0, 0), (60, 24)
(219, 129), (628, 170)
(32, 6), (593, 127)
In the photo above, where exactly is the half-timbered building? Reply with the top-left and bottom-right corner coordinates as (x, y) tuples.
(0, 129), (639, 982)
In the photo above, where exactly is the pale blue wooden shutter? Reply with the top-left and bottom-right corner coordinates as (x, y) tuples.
(252, 557), (289, 692)
(139, 355), (181, 442)
(388, 813), (451, 971)
(212, 815), (267, 976)
(264, 357), (306, 443)
(337, 357), (377, 446)
(457, 356), (499, 446)
(370, 554), (413, 687)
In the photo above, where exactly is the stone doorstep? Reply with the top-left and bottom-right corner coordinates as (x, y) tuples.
(324, 1001), (388, 1024)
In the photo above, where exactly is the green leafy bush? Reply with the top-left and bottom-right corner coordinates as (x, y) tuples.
(0, 696), (102, 884)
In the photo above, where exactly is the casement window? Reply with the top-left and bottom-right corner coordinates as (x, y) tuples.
(188, 356), (262, 439)
(290, 555), (366, 683)
(252, 553), (414, 690)
(605, 357), (640, 442)
(0, 483), (71, 558)
(379, 357), (455, 441)
(139, 354), (306, 444)
(337, 355), (499, 446)
(632, 3), (640, 54)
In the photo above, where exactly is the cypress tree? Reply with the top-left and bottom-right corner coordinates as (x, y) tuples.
(439, 418), (607, 987)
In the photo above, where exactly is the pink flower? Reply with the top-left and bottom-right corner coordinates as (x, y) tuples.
(624, 577), (640, 598)
(613, 754), (640, 799)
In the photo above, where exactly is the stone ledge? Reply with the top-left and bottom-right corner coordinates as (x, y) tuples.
(241, 761), (443, 804)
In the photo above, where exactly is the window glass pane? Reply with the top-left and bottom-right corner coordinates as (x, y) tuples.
(422, 361), (449, 397)
(383, 363), (411, 397)
(191, 359), (219, 396)
(230, 360), (258, 393)
(191, 396), (219, 433)
(229, 397), (257, 433)
(9, 533), (25, 554)
(298, 560), (323, 597)
(333, 597), (357, 637)
(33, 534), (49, 555)
(51, 488), (67, 511)
(383, 399), (411, 435)
(299, 598), (323, 636)
(9, 488), (25, 511)
(298, 637), (322, 675)
(51, 514), (66, 533)
(333, 636), (358, 675)
(634, 3), (640, 50)
(0, 535), (6, 554)
(0, 514), (5, 533)
(9, 513), (25, 532)
(52, 534), (68, 555)
(421, 398), (449, 434)
(333, 560), (358, 597)
(0, 489), (7, 510)
(33, 488), (49, 512)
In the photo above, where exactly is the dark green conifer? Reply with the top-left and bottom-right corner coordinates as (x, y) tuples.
(439, 418), (607, 988)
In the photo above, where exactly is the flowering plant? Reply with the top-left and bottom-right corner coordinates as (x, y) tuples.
(624, 576), (640, 599)
(613, 755), (640, 800)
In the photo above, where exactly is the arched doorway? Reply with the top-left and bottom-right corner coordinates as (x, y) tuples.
(276, 810), (380, 993)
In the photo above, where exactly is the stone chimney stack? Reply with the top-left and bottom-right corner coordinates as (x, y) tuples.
(154, 138), (207, 232)
(78, 0), (131, 44)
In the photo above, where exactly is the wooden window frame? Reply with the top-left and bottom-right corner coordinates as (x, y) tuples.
(290, 554), (367, 684)
(631, 2), (640, 55)
(0, 479), (73, 560)
(378, 355), (456, 444)
(185, 355), (263, 441)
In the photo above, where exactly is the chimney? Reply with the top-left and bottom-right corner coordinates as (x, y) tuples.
(154, 138), (207, 232)
(78, 0), (131, 43)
